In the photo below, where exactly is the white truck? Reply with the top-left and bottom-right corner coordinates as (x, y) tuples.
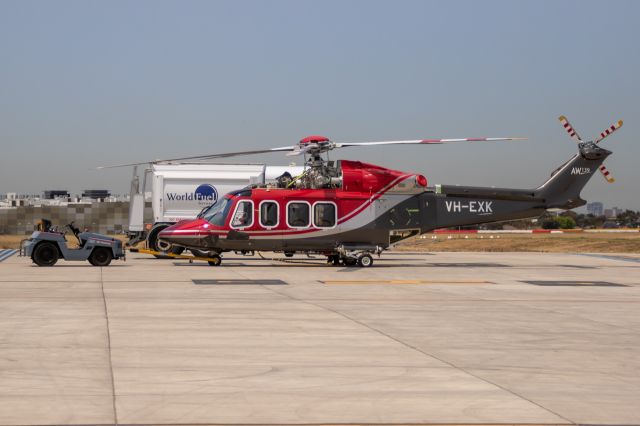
(127, 163), (303, 254)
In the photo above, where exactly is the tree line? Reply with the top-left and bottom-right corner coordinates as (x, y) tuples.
(478, 209), (640, 230)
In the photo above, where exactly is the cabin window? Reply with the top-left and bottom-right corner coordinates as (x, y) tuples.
(259, 201), (279, 228)
(230, 200), (253, 228)
(313, 202), (337, 228)
(287, 202), (310, 228)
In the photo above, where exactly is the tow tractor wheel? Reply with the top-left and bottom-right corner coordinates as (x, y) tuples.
(207, 254), (222, 266)
(32, 242), (59, 267)
(89, 247), (113, 267)
(358, 253), (374, 267)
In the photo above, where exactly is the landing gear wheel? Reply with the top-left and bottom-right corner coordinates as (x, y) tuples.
(32, 242), (59, 267)
(207, 254), (222, 266)
(89, 247), (113, 267)
(358, 254), (374, 267)
(343, 257), (358, 267)
(284, 251), (295, 258)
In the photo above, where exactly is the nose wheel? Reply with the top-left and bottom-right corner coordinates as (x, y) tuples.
(207, 254), (222, 266)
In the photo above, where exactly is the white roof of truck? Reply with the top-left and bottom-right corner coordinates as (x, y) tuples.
(152, 163), (266, 180)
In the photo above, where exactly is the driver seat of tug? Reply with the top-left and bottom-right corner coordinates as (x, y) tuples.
(67, 222), (84, 246)
(36, 218), (53, 232)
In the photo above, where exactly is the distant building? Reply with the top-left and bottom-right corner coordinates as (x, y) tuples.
(586, 202), (604, 216)
(43, 190), (70, 199)
(81, 189), (111, 200)
(602, 207), (623, 218)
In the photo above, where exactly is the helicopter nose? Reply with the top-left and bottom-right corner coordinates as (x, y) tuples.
(159, 218), (210, 248)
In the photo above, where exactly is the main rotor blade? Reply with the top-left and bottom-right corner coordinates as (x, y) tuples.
(334, 137), (525, 148)
(97, 146), (296, 169)
(558, 115), (583, 143)
(595, 119), (623, 144)
(598, 164), (616, 183)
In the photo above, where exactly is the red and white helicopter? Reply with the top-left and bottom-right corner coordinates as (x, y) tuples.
(110, 116), (623, 267)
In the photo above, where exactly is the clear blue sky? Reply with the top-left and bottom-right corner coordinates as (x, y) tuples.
(1, 0), (638, 209)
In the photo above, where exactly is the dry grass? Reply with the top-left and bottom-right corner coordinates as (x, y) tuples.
(2, 232), (639, 253)
(396, 232), (640, 253)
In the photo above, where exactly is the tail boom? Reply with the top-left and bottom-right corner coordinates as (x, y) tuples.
(423, 143), (611, 230)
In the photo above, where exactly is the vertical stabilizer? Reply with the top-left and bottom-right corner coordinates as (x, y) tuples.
(535, 143), (611, 209)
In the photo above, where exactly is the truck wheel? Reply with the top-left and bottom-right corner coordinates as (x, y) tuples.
(89, 247), (113, 267)
(357, 254), (374, 267)
(148, 224), (184, 258)
(32, 242), (59, 267)
(207, 254), (222, 266)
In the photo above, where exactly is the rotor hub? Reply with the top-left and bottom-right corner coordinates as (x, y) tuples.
(299, 135), (330, 145)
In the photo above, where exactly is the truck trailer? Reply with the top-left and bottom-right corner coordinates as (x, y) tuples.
(127, 163), (303, 254)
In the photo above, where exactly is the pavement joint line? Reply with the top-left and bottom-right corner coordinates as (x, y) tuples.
(99, 267), (119, 426)
(261, 285), (576, 426)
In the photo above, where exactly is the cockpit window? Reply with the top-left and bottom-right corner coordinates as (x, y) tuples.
(202, 197), (232, 226)
(231, 200), (254, 228)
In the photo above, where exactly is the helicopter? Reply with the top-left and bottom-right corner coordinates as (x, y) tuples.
(107, 115), (623, 267)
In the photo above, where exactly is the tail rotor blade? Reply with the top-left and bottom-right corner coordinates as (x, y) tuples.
(558, 115), (583, 143)
(595, 120), (623, 144)
(598, 164), (616, 183)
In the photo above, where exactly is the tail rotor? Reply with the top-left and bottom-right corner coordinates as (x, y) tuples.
(558, 115), (623, 183)
(559, 115), (583, 143)
(598, 164), (616, 183)
(595, 119), (624, 144)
